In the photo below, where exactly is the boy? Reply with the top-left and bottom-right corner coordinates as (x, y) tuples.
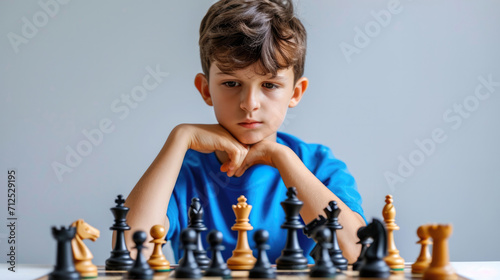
(124, 0), (365, 264)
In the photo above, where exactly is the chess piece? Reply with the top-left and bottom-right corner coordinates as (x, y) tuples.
(309, 227), (336, 278)
(105, 195), (134, 270)
(49, 226), (80, 280)
(359, 219), (390, 278)
(324, 201), (348, 270)
(382, 194), (405, 272)
(175, 228), (202, 279)
(70, 219), (100, 278)
(352, 226), (373, 271)
(412, 225), (432, 274)
(303, 215), (327, 260)
(227, 195), (256, 270)
(188, 198), (211, 269)
(128, 231), (154, 280)
(148, 224), (170, 271)
(423, 224), (458, 280)
(205, 230), (231, 278)
(249, 229), (276, 279)
(276, 187), (308, 270)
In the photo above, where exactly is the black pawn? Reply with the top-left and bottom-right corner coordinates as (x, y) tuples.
(127, 231), (154, 280)
(204, 230), (231, 278)
(175, 228), (202, 279)
(309, 227), (336, 278)
(49, 226), (80, 280)
(188, 197), (211, 269)
(276, 187), (308, 270)
(249, 230), (276, 279)
(324, 201), (348, 270)
(352, 226), (373, 271)
(105, 195), (134, 270)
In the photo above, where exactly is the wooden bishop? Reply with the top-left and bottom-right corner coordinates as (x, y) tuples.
(148, 224), (170, 271)
(412, 224), (432, 274)
(227, 195), (256, 270)
(382, 195), (405, 272)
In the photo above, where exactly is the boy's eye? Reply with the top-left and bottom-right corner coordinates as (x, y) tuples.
(263, 83), (278, 89)
(223, 81), (240, 87)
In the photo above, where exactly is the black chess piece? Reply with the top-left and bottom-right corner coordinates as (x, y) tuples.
(276, 187), (308, 270)
(303, 215), (327, 260)
(49, 226), (80, 280)
(105, 195), (134, 270)
(309, 227), (336, 278)
(249, 229), (276, 279)
(352, 226), (373, 271)
(127, 231), (154, 280)
(204, 230), (231, 278)
(175, 228), (202, 279)
(324, 201), (348, 270)
(359, 219), (390, 278)
(187, 197), (211, 269)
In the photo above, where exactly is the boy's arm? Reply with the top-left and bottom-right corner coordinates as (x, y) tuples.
(119, 124), (248, 257)
(233, 141), (365, 263)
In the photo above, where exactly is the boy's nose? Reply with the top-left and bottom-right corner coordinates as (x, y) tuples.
(240, 87), (260, 112)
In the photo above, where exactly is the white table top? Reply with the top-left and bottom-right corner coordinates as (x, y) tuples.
(0, 262), (499, 280)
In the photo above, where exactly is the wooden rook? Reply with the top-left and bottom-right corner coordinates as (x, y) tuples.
(382, 194), (405, 273)
(423, 224), (458, 280)
(412, 224), (432, 274)
(227, 195), (256, 270)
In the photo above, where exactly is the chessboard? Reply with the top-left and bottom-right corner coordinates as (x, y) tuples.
(35, 265), (470, 280)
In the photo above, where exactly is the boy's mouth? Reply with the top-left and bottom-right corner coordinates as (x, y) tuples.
(238, 120), (262, 129)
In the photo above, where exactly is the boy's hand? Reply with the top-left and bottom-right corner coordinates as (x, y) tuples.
(233, 140), (282, 177)
(179, 124), (249, 174)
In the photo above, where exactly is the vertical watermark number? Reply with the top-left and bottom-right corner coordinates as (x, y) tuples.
(6, 170), (17, 272)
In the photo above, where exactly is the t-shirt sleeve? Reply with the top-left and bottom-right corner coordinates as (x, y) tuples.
(166, 195), (179, 241)
(311, 145), (366, 223)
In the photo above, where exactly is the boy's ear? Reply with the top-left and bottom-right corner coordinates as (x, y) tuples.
(194, 73), (213, 106)
(289, 77), (308, 108)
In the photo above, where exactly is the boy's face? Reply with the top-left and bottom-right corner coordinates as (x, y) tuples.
(195, 62), (307, 145)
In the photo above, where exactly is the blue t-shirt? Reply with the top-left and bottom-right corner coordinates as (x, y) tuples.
(166, 131), (365, 264)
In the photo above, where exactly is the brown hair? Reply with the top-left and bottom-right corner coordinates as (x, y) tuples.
(199, 0), (307, 83)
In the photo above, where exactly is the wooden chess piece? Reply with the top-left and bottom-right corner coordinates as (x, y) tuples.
(382, 194), (405, 272)
(412, 224), (432, 274)
(70, 219), (100, 278)
(227, 195), (256, 270)
(423, 224), (458, 280)
(49, 226), (80, 280)
(148, 224), (170, 271)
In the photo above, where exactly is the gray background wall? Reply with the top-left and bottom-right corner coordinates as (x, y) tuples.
(1, 0), (499, 266)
